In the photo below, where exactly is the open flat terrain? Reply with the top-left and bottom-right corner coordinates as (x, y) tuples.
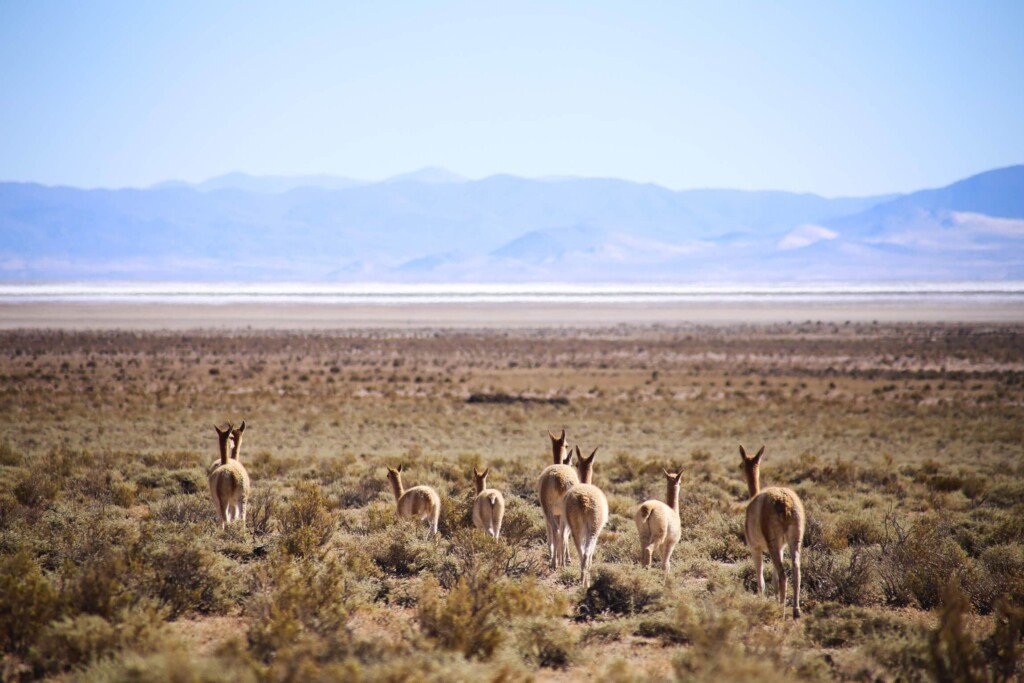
(1, 315), (1022, 681)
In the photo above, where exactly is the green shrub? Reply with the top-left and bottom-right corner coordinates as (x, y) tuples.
(804, 604), (915, 648)
(34, 605), (166, 674)
(834, 510), (883, 546)
(928, 583), (988, 683)
(974, 544), (1024, 613)
(436, 490), (472, 537)
(980, 600), (1024, 683)
(802, 545), (876, 606)
(0, 549), (58, 654)
(247, 554), (368, 665)
(13, 467), (60, 509)
(64, 548), (139, 619)
(513, 617), (575, 669)
(418, 574), (565, 660)
(669, 595), (791, 683)
(0, 440), (22, 466)
(150, 493), (212, 525)
(367, 522), (437, 577)
(578, 565), (664, 618)
(280, 481), (336, 557)
(145, 533), (228, 617)
(878, 513), (979, 609)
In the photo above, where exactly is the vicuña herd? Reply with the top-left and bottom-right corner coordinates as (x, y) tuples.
(207, 424), (806, 618)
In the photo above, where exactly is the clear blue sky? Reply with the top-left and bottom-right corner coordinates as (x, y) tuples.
(1, 1), (1022, 196)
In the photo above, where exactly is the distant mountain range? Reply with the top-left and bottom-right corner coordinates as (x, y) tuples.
(2, 165), (1022, 282)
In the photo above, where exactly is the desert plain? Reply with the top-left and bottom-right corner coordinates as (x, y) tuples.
(1, 300), (1022, 681)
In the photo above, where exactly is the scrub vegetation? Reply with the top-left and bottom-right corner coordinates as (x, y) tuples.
(1, 322), (1022, 681)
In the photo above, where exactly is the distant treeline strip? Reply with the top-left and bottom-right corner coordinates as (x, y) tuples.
(466, 393), (569, 406)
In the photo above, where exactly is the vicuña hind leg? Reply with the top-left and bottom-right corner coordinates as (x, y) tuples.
(791, 545), (802, 619)
(769, 546), (786, 616)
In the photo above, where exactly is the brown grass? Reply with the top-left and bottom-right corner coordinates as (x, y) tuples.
(0, 322), (1022, 680)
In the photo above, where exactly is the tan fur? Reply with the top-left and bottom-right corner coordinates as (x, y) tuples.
(539, 444), (595, 568)
(208, 422), (251, 530)
(548, 429), (569, 465)
(471, 468), (506, 539)
(387, 465), (441, 537)
(634, 468), (683, 583)
(560, 482), (608, 588)
(739, 445), (806, 619)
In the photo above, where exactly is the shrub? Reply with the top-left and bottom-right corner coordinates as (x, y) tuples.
(973, 544), (1024, 613)
(247, 554), (365, 665)
(417, 574), (565, 660)
(495, 498), (542, 550)
(13, 467), (60, 510)
(577, 565), (664, 619)
(804, 604), (915, 648)
(802, 545), (876, 606)
(981, 600), (1024, 683)
(446, 527), (538, 582)
(878, 512), (978, 609)
(436, 491), (473, 537)
(150, 493), (211, 525)
(367, 522), (437, 577)
(670, 595), (791, 683)
(34, 605), (166, 674)
(514, 617), (575, 669)
(834, 510), (883, 546)
(245, 486), (277, 541)
(335, 473), (386, 507)
(280, 481), (336, 558)
(0, 550), (58, 654)
(64, 548), (139, 619)
(928, 583), (988, 683)
(0, 440), (22, 466)
(144, 533), (228, 618)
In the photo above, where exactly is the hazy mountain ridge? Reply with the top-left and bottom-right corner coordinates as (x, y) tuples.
(2, 166), (1022, 282)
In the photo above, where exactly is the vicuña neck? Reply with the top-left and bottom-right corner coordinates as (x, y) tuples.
(666, 483), (680, 512)
(744, 468), (760, 499)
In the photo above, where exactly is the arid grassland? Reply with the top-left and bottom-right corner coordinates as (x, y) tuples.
(1, 323), (1022, 681)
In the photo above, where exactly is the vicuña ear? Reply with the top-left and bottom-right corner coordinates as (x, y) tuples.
(482, 468), (489, 479)
(754, 445), (765, 463)
(397, 463), (404, 473)
(662, 467), (671, 478)
(236, 420), (246, 433)
(739, 445), (748, 460)
(586, 447), (599, 463)
(674, 471), (684, 484)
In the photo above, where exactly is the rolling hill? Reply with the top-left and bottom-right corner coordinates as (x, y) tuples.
(1, 166), (1021, 282)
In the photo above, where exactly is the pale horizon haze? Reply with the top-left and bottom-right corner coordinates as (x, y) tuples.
(1, 1), (1022, 197)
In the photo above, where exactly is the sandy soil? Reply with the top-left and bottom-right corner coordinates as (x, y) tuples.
(2, 299), (1023, 330)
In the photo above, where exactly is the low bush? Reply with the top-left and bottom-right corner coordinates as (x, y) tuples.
(804, 604), (915, 648)
(144, 532), (228, 617)
(34, 604), (167, 675)
(279, 481), (336, 558)
(513, 617), (575, 669)
(150, 492), (211, 525)
(577, 565), (664, 618)
(878, 512), (979, 609)
(418, 574), (565, 660)
(0, 549), (58, 655)
(802, 545), (876, 606)
(247, 554), (367, 665)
